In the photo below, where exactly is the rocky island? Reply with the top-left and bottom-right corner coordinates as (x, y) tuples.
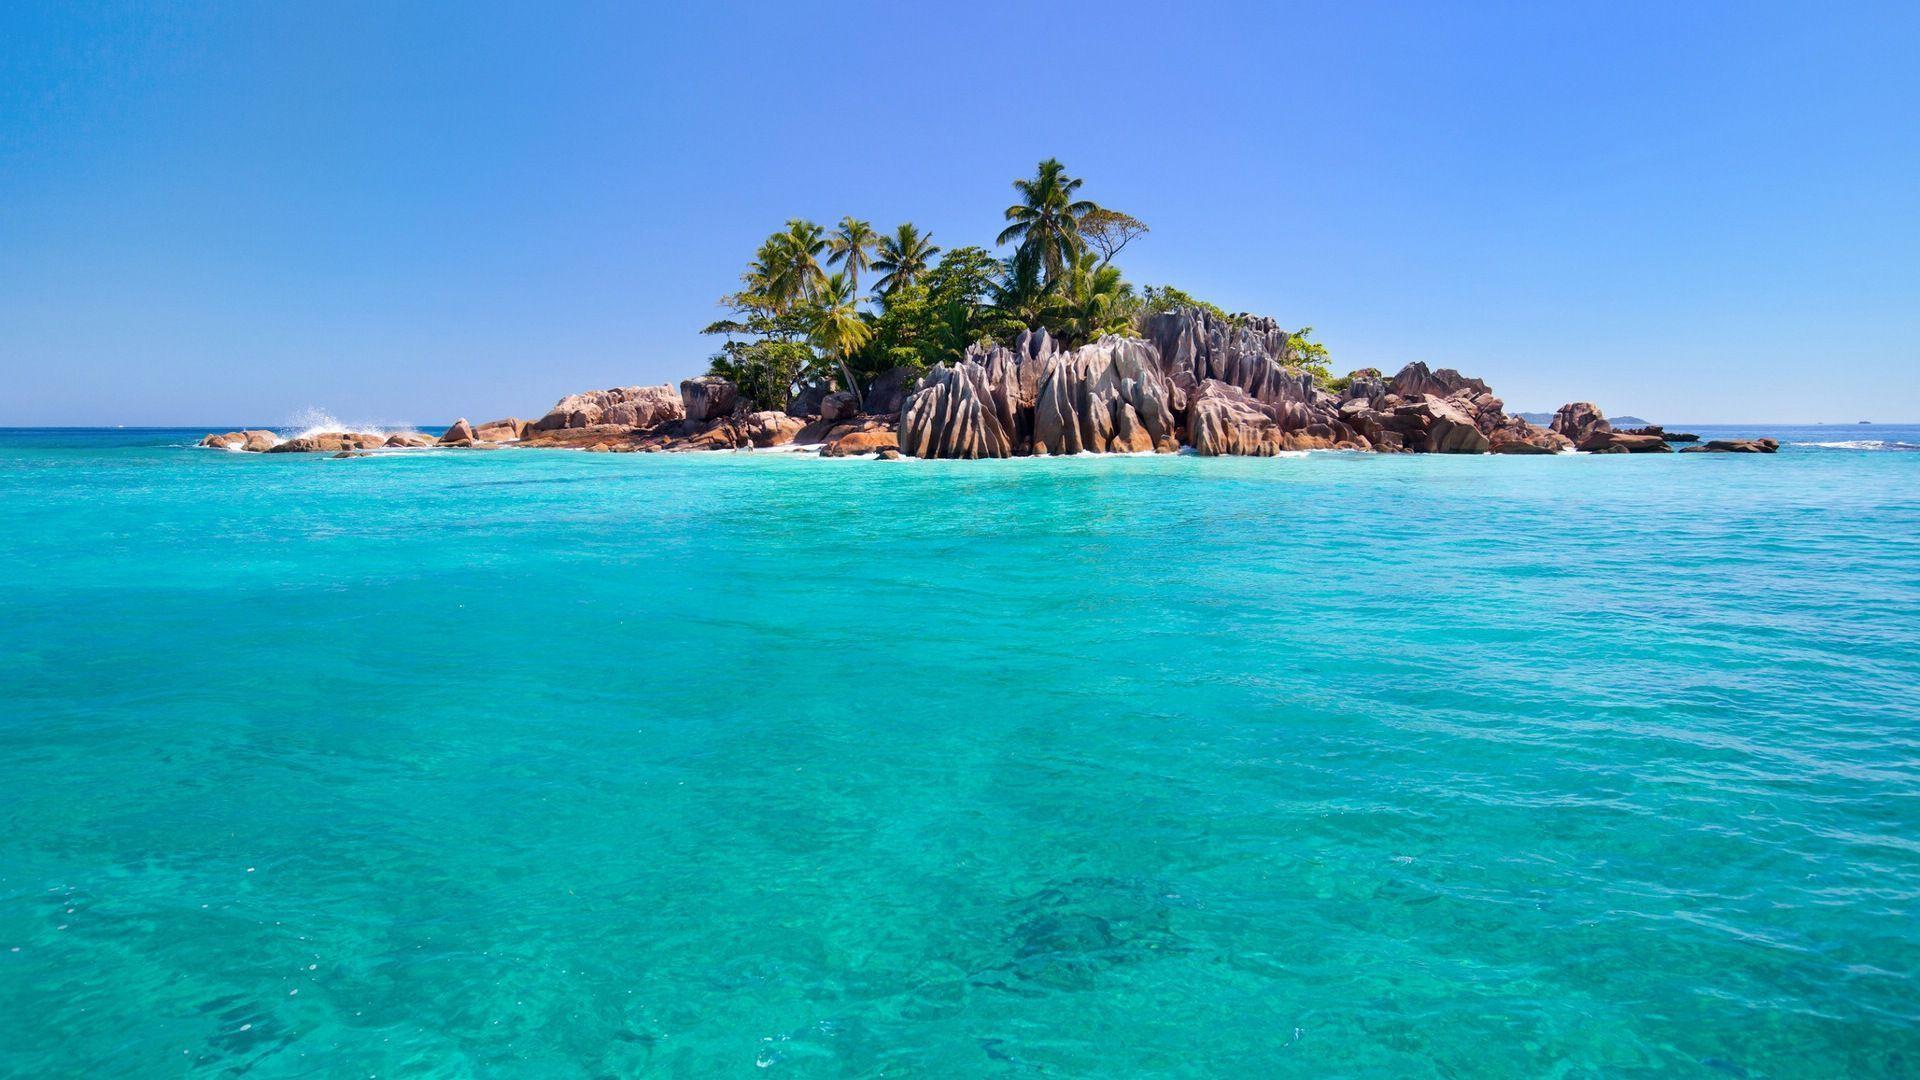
(200, 306), (1777, 460)
(201, 159), (1779, 460)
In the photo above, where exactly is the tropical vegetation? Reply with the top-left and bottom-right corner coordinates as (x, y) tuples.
(702, 158), (1334, 408)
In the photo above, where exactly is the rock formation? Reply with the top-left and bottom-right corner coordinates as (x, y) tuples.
(266, 432), (388, 454)
(820, 390), (860, 423)
(1680, 438), (1780, 454)
(1187, 381), (1285, 456)
(898, 360), (1015, 459)
(679, 376), (738, 424)
(1031, 336), (1180, 455)
(1551, 402), (1610, 445)
(472, 418), (529, 443)
(740, 411), (806, 447)
(533, 385), (681, 431)
(201, 430), (279, 452)
(786, 383), (828, 418)
(200, 307), (1779, 461)
(862, 368), (915, 417)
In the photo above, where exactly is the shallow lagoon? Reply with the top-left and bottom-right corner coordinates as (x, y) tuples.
(2, 428), (1918, 1076)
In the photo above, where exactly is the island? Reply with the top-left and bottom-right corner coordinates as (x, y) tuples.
(200, 159), (1779, 459)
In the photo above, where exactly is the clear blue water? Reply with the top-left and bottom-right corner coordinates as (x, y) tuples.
(3, 426), (1918, 1077)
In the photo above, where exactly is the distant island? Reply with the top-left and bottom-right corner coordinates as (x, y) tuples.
(1516, 411), (1651, 427)
(201, 159), (1777, 459)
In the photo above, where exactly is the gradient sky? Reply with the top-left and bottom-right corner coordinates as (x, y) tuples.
(3, 1), (1916, 426)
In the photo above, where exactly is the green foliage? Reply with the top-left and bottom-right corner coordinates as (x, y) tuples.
(860, 245), (1000, 380)
(1078, 208), (1148, 265)
(997, 158), (1100, 284)
(707, 339), (811, 410)
(1054, 253), (1137, 345)
(871, 223), (940, 298)
(1286, 326), (1333, 385)
(811, 272), (874, 404)
(744, 219), (830, 314)
(985, 245), (1056, 338)
(826, 217), (881, 295)
(701, 160), (1337, 407)
(1136, 285), (1230, 324)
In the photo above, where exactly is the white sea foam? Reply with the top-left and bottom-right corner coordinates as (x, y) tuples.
(1796, 439), (1920, 451)
(281, 407), (425, 442)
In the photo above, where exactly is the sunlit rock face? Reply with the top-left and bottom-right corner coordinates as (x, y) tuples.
(531, 385), (683, 432)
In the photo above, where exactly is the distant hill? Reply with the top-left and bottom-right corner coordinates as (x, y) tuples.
(1516, 411), (1651, 427)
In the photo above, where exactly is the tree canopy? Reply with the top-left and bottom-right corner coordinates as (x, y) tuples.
(701, 159), (1337, 408)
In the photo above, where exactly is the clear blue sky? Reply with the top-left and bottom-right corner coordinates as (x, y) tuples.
(3, 1), (1915, 426)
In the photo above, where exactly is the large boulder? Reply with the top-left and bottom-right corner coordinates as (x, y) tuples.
(439, 419), (476, 444)
(268, 432), (386, 453)
(1680, 438), (1779, 454)
(863, 367), (916, 417)
(384, 432), (436, 448)
(1339, 369), (1387, 403)
(1387, 361), (1490, 401)
(786, 383), (829, 418)
(820, 421), (900, 457)
(740, 411), (806, 447)
(202, 429), (280, 452)
(680, 376), (739, 424)
(1487, 419), (1572, 454)
(1579, 430), (1670, 453)
(472, 418), (528, 443)
(518, 423), (640, 449)
(532, 385), (681, 431)
(1186, 380), (1285, 456)
(820, 390), (860, 423)
(1393, 396), (1490, 453)
(1551, 402), (1610, 445)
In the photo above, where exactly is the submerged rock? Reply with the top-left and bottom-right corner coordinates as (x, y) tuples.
(1680, 438), (1780, 454)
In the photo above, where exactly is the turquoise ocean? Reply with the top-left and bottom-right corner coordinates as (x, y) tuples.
(3, 425), (1918, 1077)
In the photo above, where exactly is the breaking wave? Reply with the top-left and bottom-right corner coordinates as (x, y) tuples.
(281, 407), (420, 441)
(1796, 440), (1920, 452)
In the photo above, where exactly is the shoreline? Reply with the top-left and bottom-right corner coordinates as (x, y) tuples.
(200, 307), (1783, 460)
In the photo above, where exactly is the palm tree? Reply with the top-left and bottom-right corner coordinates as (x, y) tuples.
(996, 158), (1099, 284)
(759, 219), (828, 310)
(987, 245), (1057, 331)
(811, 271), (874, 409)
(1058, 253), (1133, 345)
(870, 223), (941, 298)
(826, 217), (881, 296)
